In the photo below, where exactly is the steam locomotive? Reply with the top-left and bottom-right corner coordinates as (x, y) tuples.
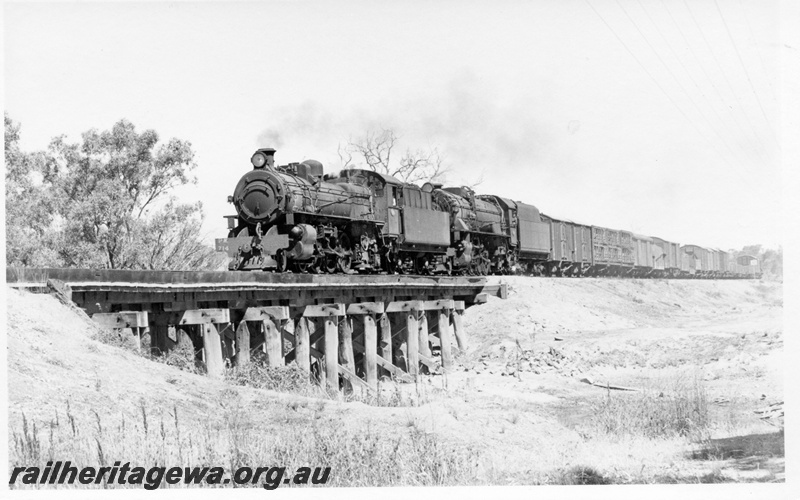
(215, 148), (761, 279)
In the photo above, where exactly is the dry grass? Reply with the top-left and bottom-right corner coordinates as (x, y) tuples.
(160, 340), (204, 374)
(78, 331), (776, 487)
(94, 326), (428, 407)
(548, 466), (612, 485)
(15, 324), (480, 488)
(92, 326), (138, 351)
(9, 394), (479, 489)
(345, 378), (445, 408)
(93, 326), (205, 375)
(587, 374), (709, 440)
(227, 359), (317, 395)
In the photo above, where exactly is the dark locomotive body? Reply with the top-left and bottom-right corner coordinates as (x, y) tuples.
(383, 180), (452, 274)
(217, 148), (459, 274)
(217, 147), (760, 279)
(217, 149), (383, 273)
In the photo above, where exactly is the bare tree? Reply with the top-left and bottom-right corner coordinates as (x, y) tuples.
(337, 141), (355, 169)
(397, 147), (447, 185)
(463, 169), (486, 190)
(344, 128), (449, 184)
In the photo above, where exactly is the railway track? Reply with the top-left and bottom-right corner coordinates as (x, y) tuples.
(6, 267), (507, 393)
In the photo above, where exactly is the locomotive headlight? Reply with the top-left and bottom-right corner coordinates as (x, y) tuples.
(251, 152), (267, 168)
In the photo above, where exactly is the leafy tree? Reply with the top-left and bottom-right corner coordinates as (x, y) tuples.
(5, 116), (225, 270)
(338, 128), (449, 184)
(5, 113), (61, 266)
(760, 247), (782, 279)
(740, 244), (762, 257)
(133, 201), (223, 270)
(729, 244), (782, 280)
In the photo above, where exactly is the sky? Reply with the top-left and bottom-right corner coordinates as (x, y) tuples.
(3, 0), (793, 250)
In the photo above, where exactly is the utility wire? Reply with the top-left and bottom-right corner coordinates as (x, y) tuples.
(633, 0), (756, 171)
(736, 0), (778, 103)
(611, 0), (749, 179)
(584, 0), (685, 120)
(713, 0), (778, 144)
(683, 0), (772, 162)
(647, 0), (763, 166)
(738, 0), (777, 104)
(659, 0), (766, 166)
(584, 0), (749, 184)
(646, 0), (767, 168)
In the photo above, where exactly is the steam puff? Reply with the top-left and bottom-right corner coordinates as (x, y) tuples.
(253, 70), (557, 184)
(257, 129), (284, 149)
(256, 101), (337, 153)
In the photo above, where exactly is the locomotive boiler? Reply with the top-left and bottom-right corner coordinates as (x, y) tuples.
(217, 148), (383, 273)
(428, 186), (512, 274)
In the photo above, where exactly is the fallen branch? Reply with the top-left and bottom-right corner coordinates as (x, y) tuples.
(579, 377), (640, 392)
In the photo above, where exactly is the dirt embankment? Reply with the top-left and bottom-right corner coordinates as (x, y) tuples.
(6, 277), (784, 485)
(454, 277), (784, 482)
(464, 278), (782, 382)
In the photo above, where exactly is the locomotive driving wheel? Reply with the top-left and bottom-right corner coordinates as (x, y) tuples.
(468, 249), (490, 276)
(275, 249), (288, 273)
(295, 255), (318, 274)
(324, 253), (338, 274)
(479, 250), (490, 275)
(467, 237), (488, 275)
(415, 256), (432, 275)
(468, 259), (478, 276)
(382, 242), (398, 274)
(336, 233), (352, 274)
(504, 253), (517, 275)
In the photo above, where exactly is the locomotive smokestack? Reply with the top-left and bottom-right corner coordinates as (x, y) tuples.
(263, 148), (275, 169)
(251, 148), (276, 169)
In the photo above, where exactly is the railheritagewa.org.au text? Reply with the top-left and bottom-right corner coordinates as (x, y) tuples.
(9, 461), (331, 489)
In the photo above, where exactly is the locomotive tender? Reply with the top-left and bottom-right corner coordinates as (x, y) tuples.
(215, 148), (761, 279)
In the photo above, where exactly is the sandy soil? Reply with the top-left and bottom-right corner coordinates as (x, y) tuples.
(454, 277), (784, 482)
(6, 276), (784, 484)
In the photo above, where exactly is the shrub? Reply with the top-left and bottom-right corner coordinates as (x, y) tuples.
(589, 375), (709, 440)
(226, 359), (315, 395)
(551, 466), (611, 485)
(160, 341), (203, 374)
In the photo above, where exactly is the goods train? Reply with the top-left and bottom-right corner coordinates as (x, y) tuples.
(215, 148), (761, 279)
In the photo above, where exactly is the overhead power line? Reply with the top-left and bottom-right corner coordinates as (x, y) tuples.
(682, 0), (773, 162)
(737, 0), (777, 104)
(583, 0), (751, 183)
(658, 0), (766, 166)
(630, 0), (757, 172)
(712, 0), (778, 145)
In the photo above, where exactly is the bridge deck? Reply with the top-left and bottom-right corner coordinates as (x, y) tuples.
(6, 267), (493, 286)
(6, 267), (506, 313)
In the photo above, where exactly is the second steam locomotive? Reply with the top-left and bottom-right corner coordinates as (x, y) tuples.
(215, 148), (760, 279)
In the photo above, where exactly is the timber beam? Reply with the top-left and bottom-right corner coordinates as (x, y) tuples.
(7, 267), (506, 393)
(92, 311), (149, 350)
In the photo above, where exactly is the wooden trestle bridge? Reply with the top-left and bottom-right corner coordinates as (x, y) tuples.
(7, 268), (507, 393)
